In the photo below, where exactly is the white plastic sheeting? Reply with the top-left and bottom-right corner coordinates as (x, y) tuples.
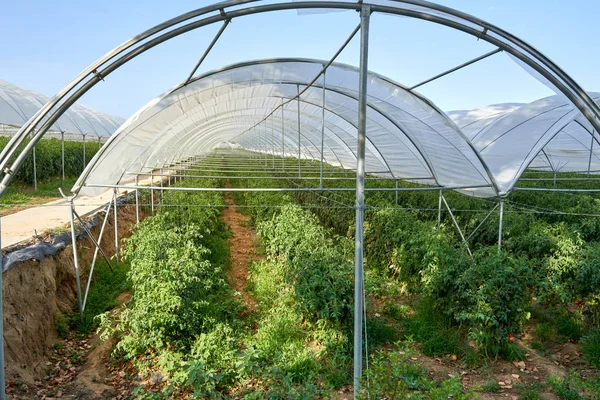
(73, 59), (599, 199)
(0, 80), (124, 138)
(74, 59), (496, 197)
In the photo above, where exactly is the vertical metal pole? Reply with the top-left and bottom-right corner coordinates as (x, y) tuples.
(0, 216), (6, 400)
(320, 70), (326, 190)
(98, 136), (102, 151)
(61, 131), (65, 181)
(32, 137), (37, 191)
(113, 188), (119, 260)
(82, 134), (86, 170)
(437, 189), (443, 229)
(135, 175), (139, 224)
(272, 116), (275, 169)
(281, 98), (285, 171)
(498, 197), (505, 253)
(150, 171), (155, 215)
(588, 130), (595, 178)
(395, 180), (399, 205)
(68, 201), (83, 316)
(354, 5), (370, 398)
(297, 84), (302, 179)
(160, 168), (164, 199)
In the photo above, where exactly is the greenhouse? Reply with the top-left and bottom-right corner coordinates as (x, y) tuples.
(0, 79), (125, 185)
(1, 0), (600, 398)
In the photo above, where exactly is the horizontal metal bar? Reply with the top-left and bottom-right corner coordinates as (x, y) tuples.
(86, 183), (492, 192)
(514, 187), (600, 193)
(124, 172), (434, 181)
(519, 177), (600, 181)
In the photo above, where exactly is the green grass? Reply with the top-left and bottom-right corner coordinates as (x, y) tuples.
(72, 260), (131, 334)
(0, 177), (78, 206)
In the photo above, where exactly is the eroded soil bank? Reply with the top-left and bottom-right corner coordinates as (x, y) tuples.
(2, 204), (138, 389)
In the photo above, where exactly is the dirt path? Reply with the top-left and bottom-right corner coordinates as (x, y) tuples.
(221, 185), (259, 312)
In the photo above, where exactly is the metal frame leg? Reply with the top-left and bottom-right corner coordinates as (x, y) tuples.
(68, 201), (84, 316)
(113, 188), (119, 260)
(0, 216), (6, 400)
(150, 171), (155, 215)
(61, 131), (65, 181)
(135, 175), (139, 224)
(354, 5), (370, 397)
(437, 189), (443, 229)
(498, 197), (505, 253)
(441, 194), (472, 257)
(32, 142), (37, 192)
(82, 202), (113, 312)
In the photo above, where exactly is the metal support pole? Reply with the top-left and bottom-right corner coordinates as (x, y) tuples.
(395, 180), (399, 205)
(354, 5), (370, 398)
(588, 130), (595, 178)
(0, 216), (6, 400)
(160, 168), (164, 199)
(135, 175), (139, 224)
(98, 136), (101, 151)
(437, 189), (443, 229)
(272, 116), (275, 169)
(281, 98), (285, 171)
(73, 210), (114, 272)
(498, 197), (505, 253)
(32, 139), (37, 192)
(61, 131), (65, 181)
(297, 84), (302, 179)
(113, 188), (119, 260)
(441, 195), (472, 257)
(68, 201), (83, 316)
(466, 203), (500, 242)
(82, 134), (86, 170)
(320, 70), (326, 190)
(184, 19), (230, 84)
(82, 202), (112, 312)
(150, 170), (155, 215)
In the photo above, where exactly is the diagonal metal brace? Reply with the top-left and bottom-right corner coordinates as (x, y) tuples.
(72, 210), (114, 272)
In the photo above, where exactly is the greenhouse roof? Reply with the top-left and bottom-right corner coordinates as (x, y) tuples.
(74, 59), (600, 198)
(0, 79), (125, 138)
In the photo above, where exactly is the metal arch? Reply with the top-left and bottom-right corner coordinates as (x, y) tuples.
(163, 105), (355, 172)
(100, 87), (389, 186)
(132, 106), (331, 171)
(163, 97), (389, 176)
(2, 0), (600, 197)
(184, 59), (493, 186)
(111, 73), (432, 184)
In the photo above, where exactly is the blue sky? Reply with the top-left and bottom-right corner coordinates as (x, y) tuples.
(1, 1), (598, 118)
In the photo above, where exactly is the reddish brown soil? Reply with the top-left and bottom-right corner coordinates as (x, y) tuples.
(220, 186), (260, 313)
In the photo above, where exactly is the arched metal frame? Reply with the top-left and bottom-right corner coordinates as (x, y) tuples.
(1, 0), (600, 197)
(1, 2), (599, 399)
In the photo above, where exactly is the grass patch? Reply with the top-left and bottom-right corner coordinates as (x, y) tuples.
(518, 381), (543, 400)
(72, 260), (131, 334)
(581, 330), (600, 368)
(403, 297), (464, 357)
(0, 177), (78, 206)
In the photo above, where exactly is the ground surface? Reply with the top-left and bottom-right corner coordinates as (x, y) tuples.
(6, 188), (599, 399)
(0, 173), (163, 248)
(221, 184), (260, 312)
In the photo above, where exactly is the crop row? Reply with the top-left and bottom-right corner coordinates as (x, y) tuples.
(0, 136), (99, 183)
